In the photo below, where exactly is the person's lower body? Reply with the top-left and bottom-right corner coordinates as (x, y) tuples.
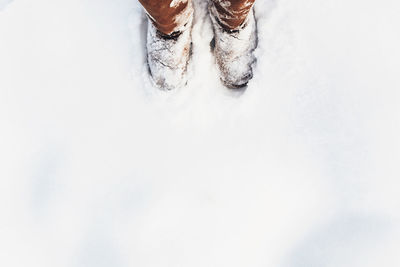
(138, 0), (257, 90)
(210, 0), (257, 88)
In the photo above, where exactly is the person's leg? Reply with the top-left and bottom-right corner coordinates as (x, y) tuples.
(209, 0), (257, 89)
(139, 0), (194, 90)
(210, 0), (255, 31)
(138, 0), (193, 36)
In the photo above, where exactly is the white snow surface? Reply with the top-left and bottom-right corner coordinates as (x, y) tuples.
(1, 0), (400, 266)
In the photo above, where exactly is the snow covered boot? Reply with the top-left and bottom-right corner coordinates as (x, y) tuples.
(146, 2), (194, 90)
(209, 1), (257, 89)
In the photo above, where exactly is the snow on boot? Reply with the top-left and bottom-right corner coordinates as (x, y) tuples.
(209, 5), (257, 89)
(146, 7), (193, 91)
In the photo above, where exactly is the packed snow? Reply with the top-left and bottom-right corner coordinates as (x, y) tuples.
(1, 0), (400, 266)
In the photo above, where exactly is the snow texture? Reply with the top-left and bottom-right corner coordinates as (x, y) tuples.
(170, 0), (186, 8)
(0, 0), (12, 10)
(1, 0), (400, 266)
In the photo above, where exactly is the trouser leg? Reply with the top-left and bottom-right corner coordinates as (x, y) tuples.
(210, 0), (256, 31)
(138, 0), (193, 36)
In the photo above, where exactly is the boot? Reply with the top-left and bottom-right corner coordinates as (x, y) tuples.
(146, 2), (193, 90)
(209, 3), (257, 89)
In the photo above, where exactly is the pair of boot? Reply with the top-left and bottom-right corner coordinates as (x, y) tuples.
(146, 1), (257, 90)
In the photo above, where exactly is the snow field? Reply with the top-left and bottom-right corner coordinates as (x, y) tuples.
(1, 0), (400, 266)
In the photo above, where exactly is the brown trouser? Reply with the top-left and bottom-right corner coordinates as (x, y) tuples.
(138, 0), (256, 35)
